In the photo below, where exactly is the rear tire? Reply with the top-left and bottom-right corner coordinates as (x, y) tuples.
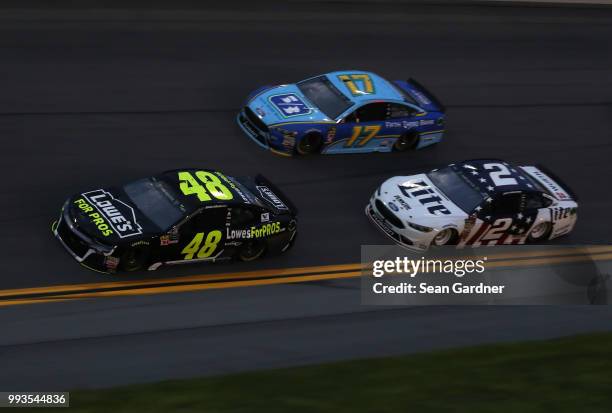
(296, 132), (322, 155)
(238, 240), (266, 262)
(119, 248), (149, 272)
(393, 132), (419, 152)
(527, 222), (552, 243)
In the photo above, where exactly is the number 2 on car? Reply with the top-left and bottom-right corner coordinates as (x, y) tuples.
(181, 230), (222, 260)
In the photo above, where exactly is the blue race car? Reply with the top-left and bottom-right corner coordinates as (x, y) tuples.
(237, 70), (446, 156)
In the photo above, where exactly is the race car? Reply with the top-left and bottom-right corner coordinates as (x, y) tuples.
(366, 159), (578, 251)
(52, 169), (297, 273)
(237, 70), (445, 156)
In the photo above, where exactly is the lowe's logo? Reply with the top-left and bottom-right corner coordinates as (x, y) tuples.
(82, 189), (143, 238)
(256, 186), (288, 210)
(269, 94), (311, 117)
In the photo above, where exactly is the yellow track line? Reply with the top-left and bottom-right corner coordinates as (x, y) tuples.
(0, 271), (363, 306)
(1, 250), (611, 307)
(3, 245), (612, 299)
(0, 263), (363, 298)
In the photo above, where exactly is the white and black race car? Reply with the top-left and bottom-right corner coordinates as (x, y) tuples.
(366, 159), (578, 250)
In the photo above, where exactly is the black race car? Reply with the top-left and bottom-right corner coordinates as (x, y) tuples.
(52, 169), (297, 273)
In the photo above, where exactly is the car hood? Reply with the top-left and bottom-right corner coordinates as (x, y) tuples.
(247, 84), (333, 125)
(67, 188), (154, 245)
(378, 174), (468, 227)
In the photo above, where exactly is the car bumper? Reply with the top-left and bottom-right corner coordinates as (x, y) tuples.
(52, 206), (117, 273)
(365, 197), (430, 252)
(236, 111), (294, 156)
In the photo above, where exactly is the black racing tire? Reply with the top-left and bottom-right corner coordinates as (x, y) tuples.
(527, 222), (552, 243)
(296, 132), (323, 155)
(431, 228), (459, 247)
(119, 248), (149, 272)
(393, 132), (419, 152)
(238, 240), (266, 262)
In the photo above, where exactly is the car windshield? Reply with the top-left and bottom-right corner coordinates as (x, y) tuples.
(297, 76), (353, 119)
(123, 178), (185, 231)
(427, 166), (485, 213)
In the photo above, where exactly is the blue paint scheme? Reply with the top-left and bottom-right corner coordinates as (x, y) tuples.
(237, 71), (446, 156)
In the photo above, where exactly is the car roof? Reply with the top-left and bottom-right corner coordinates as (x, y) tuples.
(324, 70), (404, 104)
(449, 159), (544, 195)
(158, 169), (259, 213)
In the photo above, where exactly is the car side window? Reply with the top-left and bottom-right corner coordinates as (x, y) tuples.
(355, 103), (388, 123)
(491, 192), (523, 215)
(230, 206), (256, 227)
(525, 192), (553, 210)
(192, 207), (228, 231)
(387, 103), (414, 119)
(343, 111), (358, 123)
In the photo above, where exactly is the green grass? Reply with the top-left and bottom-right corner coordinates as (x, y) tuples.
(41, 332), (612, 413)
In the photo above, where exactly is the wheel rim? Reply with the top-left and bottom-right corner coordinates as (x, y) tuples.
(122, 250), (142, 271)
(299, 134), (320, 154)
(433, 229), (452, 246)
(395, 134), (418, 152)
(530, 222), (548, 239)
(240, 241), (265, 261)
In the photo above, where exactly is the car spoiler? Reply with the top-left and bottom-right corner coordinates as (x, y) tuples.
(534, 164), (578, 201)
(255, 174), (298, 215)
(407, 78), (446, 113)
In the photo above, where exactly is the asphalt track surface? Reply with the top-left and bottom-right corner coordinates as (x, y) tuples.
(1, 2), (612, 389)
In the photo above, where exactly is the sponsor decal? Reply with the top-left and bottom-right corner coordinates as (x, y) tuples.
(74, 198), (114, 237)
(385, 121), (419, 129)
(388, 202), (399, 212)
(410, 89), (431, 105)
(131, 240), (150, 247)
(529, 169), (570, 200)
(269, 94), (311, 118)
(255, 107), (265, 117)
(393, 195), (411, 210)
(325, 126), (337, 144)
(368, 205), (396, 237)
(419, 119), (434, 126)
(261, 212), (270, 222)
(226, 222), (282, 239)
(257, 186), (288, 210)
(104, 256), (119, 270)
(551, 206), (573, 221)
(160, 228), (180, 246)
(82, 190), (143, 238)
(215, 173), (250, 204)
(398, 182), (451, 216)
(385, 121), (402, 128)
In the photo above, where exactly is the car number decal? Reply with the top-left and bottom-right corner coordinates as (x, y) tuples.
(181, 230), (222, 260)
(337, 74), (375, 96)
(345, 125), (381, 147)
(178, 171), (234, 202)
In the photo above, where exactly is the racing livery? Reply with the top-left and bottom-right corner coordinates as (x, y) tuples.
(238, 70), (445, 156)
(52, 169), (297, 273)
(366, 159), (578, 251)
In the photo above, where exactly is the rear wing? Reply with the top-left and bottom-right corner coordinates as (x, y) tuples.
(254, 174), (298, 215)
(406, 78), (446, 113)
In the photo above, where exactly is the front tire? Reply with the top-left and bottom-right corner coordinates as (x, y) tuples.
(238, 240), (266, 262)
(296, 132), (322, 155)
(527, 222), (551, 243)
(119, 248), (149, 272)
(393, 132), (419, 152)
(431, 228), (458, 246)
